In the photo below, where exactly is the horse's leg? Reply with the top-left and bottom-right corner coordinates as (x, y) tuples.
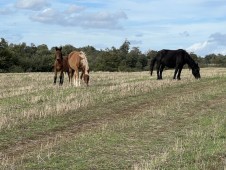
(80, 72), (83, 80)
(74, 68), (79, 87)
(67, 70), (72, 84)
(159, 65), (165, 79)
(69, 68), (73, 85)
(177, 67), (183, 80)
(73, 71), (76, 86)
(62, 72), (64, 84)
(67, 71), (70, 83)
(173, 67), (179, 79)
(79, 71), (81, 86)
(156, 63), (161, 80)
(73, 74), (76, 86)
(80, 71), (84, 85)
(59, 70), (64, 85)
(54, 69), (57, 85)
(78, 71), (81, 87)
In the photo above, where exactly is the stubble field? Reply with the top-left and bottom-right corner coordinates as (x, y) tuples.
(0, 68), (226, 169)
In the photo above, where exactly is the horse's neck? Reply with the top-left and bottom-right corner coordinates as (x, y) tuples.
(56, 59), (63, 64)
(186, 56), (196, 69)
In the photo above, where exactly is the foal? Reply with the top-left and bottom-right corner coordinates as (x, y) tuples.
(53, 47), (70, 85)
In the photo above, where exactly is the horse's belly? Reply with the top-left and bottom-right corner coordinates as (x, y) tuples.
(163, 60), (176, 68)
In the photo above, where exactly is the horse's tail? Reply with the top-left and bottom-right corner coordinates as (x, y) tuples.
(150, 56), (157, 76)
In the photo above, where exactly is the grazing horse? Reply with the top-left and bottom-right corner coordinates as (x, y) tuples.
(53, 47), (71, 85)
(68, 51), (90, 87)
(150, 49), (201, 80)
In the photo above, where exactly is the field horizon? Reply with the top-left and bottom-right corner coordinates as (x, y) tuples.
(0, 68), (226, 169)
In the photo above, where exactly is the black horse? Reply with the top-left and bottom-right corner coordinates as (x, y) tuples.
(150, 49), (201, 80)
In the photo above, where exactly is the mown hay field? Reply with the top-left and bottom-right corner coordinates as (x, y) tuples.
(0, 68), (226, 169)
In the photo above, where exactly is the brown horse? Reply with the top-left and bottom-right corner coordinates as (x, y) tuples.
(68, 51), (90, 86)
(53, 47), (71, 85)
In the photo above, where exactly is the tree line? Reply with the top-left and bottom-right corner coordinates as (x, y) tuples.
(1, 38), (226, 73)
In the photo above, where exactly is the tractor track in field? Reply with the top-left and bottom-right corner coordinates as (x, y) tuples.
(1, 80), (226, 166)
(1, 99), (150, 163)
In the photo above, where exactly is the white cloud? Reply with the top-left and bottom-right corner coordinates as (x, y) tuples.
(30, 8), (62, 23)
(179, 31), (190, 37)
(65, 5), (85, 14)
(0, 8), (13, 15)
(187, 41), (208, 53)
(15, 0), (49, 10)
(31, 8), (128, 30)
(75, 11), (127, 29)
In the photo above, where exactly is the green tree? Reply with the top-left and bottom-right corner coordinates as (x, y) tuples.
(126, 47), (139, 69)
(61, 44), (76, 56)
(0, 38), (18, 72)
(119, 40), (130, 56)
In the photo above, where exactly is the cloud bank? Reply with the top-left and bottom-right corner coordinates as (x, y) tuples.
(30, 7), (127, 30)
(187, 33), (226, 56)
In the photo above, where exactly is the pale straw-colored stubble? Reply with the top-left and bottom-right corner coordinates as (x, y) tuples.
(0, 70), (207, 130)
(202, 67), (226, 77)
(0, 73), (52, 98)
(1, 68), (226, 131)
(0, 72), (155, 129)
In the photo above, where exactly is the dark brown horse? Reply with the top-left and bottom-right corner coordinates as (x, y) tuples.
(68, 51), (90, 86)
(53, 47), (71, 85)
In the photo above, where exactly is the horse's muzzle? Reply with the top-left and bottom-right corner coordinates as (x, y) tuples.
(196, 75), (201, 79)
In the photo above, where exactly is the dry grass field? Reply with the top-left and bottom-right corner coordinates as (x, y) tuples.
(0, 68), (226, 169)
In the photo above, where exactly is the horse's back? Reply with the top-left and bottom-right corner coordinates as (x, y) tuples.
(157, 49), (187, 68)
(68, 51), (81, 69)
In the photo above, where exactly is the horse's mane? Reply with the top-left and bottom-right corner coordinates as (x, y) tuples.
(184, 51), (198, 69)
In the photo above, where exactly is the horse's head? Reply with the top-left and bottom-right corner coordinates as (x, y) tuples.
(84, 70), (90, 86)
(55, 47), (63, 61)
(192, 63), (201, 79)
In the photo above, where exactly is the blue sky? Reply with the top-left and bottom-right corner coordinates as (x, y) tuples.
(1, 0), (226, 56)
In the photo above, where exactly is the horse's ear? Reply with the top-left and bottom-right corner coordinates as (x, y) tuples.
(55, 47), (58, 50)
(59, 47), (62, 50)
